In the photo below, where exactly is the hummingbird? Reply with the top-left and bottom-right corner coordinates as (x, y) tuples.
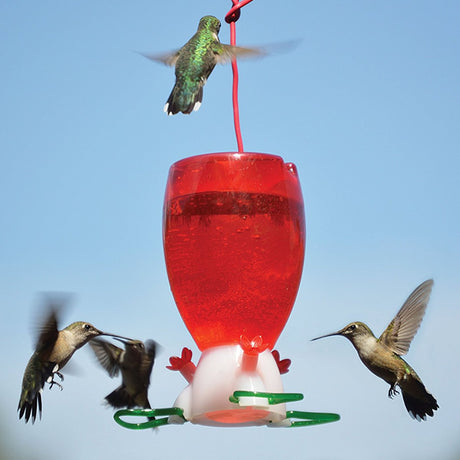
(90, 337), (157, 411)
(312, 279), (438, 420)
(142, 15), (263, 115)
(18, 299), (132, 423)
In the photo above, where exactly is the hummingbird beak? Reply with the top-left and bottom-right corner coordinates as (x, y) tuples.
(100, 332), (135, 341)
(112, 336), (133, 345)
(311, 331), (341, 341)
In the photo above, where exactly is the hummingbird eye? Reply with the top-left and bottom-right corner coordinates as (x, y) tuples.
(84, 324), (91, 330)
(348, 324), (356, 332)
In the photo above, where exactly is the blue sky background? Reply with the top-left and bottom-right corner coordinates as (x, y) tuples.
(1, 1), (459, 459)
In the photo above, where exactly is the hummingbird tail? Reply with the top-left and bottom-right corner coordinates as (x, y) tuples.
(18, 388), (43, 424)
(164, 83), (203, 115)
(401, 383), (439, 421)
(105, 387), (155, 422)
(105, 386), (135, 408)
(105, 385), (151, 410)
(18, 358), (57, 423)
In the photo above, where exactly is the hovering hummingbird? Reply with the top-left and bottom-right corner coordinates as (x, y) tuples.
(312, 279), (438, 420)
(18, 299), (131, 423)
(142, 15), (263, 115)
(90, 337), (157, 411)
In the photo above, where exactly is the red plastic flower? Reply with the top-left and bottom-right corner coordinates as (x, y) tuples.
(166, 347), (196, 383)
(240, 335), (269, 355)
(272, 349), (291, 374)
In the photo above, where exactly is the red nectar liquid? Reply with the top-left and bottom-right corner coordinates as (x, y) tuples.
(163, 153), (305, 351)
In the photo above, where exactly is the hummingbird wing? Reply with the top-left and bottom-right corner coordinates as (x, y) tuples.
(34, 308), (59, 352)
(215, 40), (301, 64)
(33, 293), (73, 351)
(18, 297), (67, 423)
(140, 340), (157, 383)
(139, 50), (181, 67)
(378, 279), (434, 355)
(215, 44), (265, 64)
(90, 339), (122, 377)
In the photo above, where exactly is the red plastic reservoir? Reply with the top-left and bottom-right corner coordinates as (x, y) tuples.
(163, 153), (305, 351)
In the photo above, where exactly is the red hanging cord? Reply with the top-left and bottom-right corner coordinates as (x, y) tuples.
(225, 0), (254, 153)
(225, 0), (253, 23)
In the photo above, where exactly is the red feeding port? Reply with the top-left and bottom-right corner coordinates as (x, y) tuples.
(163, 152), (305, 351)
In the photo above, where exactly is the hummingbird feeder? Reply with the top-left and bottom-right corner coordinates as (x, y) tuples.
(114, 0), (340, 429)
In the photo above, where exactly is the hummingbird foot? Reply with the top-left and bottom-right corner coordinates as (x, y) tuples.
(388, 384), (400, 399)
(47, 375), (64, 391)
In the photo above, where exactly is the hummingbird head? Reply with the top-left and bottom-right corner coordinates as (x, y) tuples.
(114, 337), (145, 352)
(113, 338), (157, 364)
(312, 321), (375, 345)
(64, 321), (104, 347)
(198, 16), (221, 35)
